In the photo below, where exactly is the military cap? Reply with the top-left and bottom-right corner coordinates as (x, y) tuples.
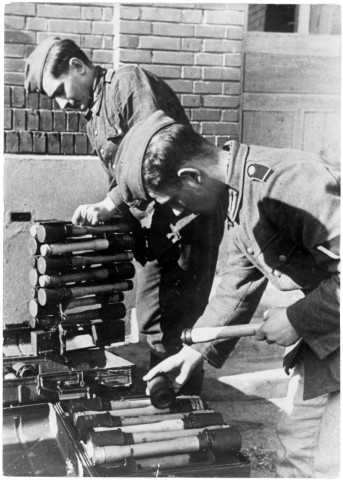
(115, 110), (176, 208)
(24, 37), (62, 93)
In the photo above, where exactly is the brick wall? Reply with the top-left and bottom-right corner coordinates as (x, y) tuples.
(4, 2), (116, 154)
(247, 5), (267, 32)
(118, 3), (246, 146)
(4, 2), (247, 153)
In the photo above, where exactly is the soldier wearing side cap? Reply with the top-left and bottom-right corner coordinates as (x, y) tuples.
(114, 110), (340, 478)
(24, 38), (227, 393)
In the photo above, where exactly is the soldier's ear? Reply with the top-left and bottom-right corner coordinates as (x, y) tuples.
(69, 57), (85, 73)
(177, 168), (202, 184)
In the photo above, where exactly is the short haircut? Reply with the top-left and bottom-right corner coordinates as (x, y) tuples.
(142, 124), (214, 191)
(44, 39), (92, 78)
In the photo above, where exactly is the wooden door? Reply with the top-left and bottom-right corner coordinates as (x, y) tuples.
(242, 32), (341, 166)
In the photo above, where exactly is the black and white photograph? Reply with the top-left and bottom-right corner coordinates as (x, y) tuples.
(2, 1), (340, 477)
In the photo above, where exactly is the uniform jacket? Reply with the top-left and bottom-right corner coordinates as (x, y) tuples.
(85, 66), (189, 210)
(193, 141), (340, 400)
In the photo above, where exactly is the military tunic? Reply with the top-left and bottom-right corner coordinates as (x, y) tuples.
(192, 141), (340, 400)
(85, 66), (226, 365)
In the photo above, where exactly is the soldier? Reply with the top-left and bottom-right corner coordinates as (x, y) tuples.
(114, 110), (340, 478)
(24, 38), (226, 393)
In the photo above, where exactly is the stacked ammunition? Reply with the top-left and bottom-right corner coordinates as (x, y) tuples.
(68, 395), (242, 474)
(28, 219), (135, 353)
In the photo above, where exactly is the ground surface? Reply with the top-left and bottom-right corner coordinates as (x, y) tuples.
(114, 339), (285, 478)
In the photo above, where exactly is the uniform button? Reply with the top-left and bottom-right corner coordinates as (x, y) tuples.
(95, 129), (98, 136)
(279, 255), (287, 262)
(248, 165), (256, 176)
(100, 148), (105, 156)
(247, 247), (254, 255)
(273, 270), (282, 278)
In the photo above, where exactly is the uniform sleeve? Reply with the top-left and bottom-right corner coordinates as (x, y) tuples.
(263, 159), (340, 360)
(191, 228), (268, 368)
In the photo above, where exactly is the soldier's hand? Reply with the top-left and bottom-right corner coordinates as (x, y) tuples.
(71, 197), (117, 226)
(255, 307), (300, 346)
(143, 346), (203, 392)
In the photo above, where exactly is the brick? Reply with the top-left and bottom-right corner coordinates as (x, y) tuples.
(74, 134), (88, 154)
(47, 133), (60, 154)
(94, 50), (115, 64)
(26, 109), (39, 130)
(222, 110), (240, 122)
(181, 9), (203, 23)
(24, 45), (36, 58)
(119, 49), (151, 64)
(61, 133), (74, 154)
(204, 39), (242, 53)
(13, 109), (26, 130)
(67, 112), (79, 132)
(27, 92), (39, 110)
(190, 122), (201, 134)
(203, 95), (240, 108)
(19, 131), (33, 153)
(140, 64), (181, 79)
(192, 108), (221, 122)
(141, 7), (181, 22)
(49, 20), (91, 34)
(140, 36), (180, 51)
(120, 6), (141, 20)
(102, 7), (114, 20)
(12, 87), (25, 107)
(203, 67), (240, 81)
(195, 25), (225, 38)
(40, 110), (53, 131)
(166, 80), (193, 94)
(227, 26), (244, 40)
(33, 132), (47, 153)
(37, 32), (81, 45)
(5, 3), (36, 15)
(223, 82), (241, 95)
(81, 35), (103, 49)
(203, 135), (215, 145)
(181, 95), (201, 108)
(104, 36), (115, 49)
(153, 51), (194, 65)
(120, 20), (152, 35)
(217, 135), (240, 147)
(5, 43), (24, 57)
(79, 114), (88, 133)
(37, 4), (81, 18)
(5, 131), (19, 153)
(153, 23), (193, 37)
(26, 17), (48, 31)
(4, 86), (11, 107)
(182, 38), (202, 52)
(92, 21), (115, 35)
(5, 58), (26, 72)
(54, 111), (66, 131)
(4, 72), (24, 86)
(202, 122), (239, 135)
(195, 53), (223, 66)
(88, 138), (95, 155)
(182, 67), (202, 80)
(5, 15), (25, 30)
(4, 108), (12, 130)
(204, 10), (245, 25)
(5, 29), (36, 44)
(82, 6), (102, 20)
(224, 53), (242, 67)
(194, 81), (222, 94)
(39, 95), (52, 110)
(120, 35), (139, 49)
